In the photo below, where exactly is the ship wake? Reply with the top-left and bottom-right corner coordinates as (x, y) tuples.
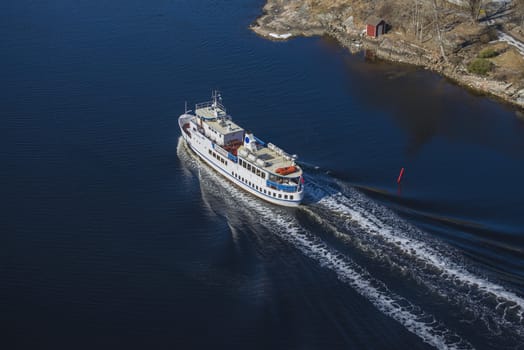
(177, 137), (524, 349)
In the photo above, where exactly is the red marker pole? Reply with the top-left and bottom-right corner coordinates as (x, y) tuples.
(397, 167), (405, 184)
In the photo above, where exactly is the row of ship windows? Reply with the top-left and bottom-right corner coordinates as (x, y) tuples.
(232, 172), (294, 200)
(238, 159), (266, 179)
(209, 149), (228, 166)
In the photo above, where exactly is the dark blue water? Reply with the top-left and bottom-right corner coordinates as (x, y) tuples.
(2, 1), (524, 349)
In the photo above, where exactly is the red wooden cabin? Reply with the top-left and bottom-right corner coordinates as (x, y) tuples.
(366, 16), (385, 38)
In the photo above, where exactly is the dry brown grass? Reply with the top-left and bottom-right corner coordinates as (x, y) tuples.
(491, 46), (524, 71)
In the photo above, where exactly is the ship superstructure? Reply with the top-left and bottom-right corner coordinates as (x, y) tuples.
(178, 91), (304, 207)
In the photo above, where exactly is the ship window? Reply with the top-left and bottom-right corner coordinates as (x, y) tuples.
(284, 195), (288, 199)
(262, 173), (266, 179)
(256, 169), (260, 176)
(278, 194), (282, 198)
(290, 195), (294, 200)
(273, 193), (276, 197)
(247, 164), (251, 171)
(239, 159), (243, 166)
(208, 150), (211, 155)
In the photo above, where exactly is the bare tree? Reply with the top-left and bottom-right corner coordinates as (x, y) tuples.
(412, 0), (423, 40)
(410, 0), (449, 62)
(516, 0), (524, 28)
(411, 0), (433, 42)
(467, 0), (483, 21)
(432, 0), (448, 63)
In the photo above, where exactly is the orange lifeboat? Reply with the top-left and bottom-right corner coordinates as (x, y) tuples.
(275, 166), (297, 175)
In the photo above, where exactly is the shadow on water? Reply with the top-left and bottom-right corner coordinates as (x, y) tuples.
(317, 36), (524, 160)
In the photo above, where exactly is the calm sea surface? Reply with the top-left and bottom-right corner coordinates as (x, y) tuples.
(2, 1), (524, 349)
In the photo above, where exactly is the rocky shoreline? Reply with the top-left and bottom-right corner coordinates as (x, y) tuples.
(250, 0), (524, 110)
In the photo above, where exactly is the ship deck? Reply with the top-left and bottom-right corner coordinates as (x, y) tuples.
(196, 106), (243, 136)
(196, 104), (226, 119)
(239, 145), (302, 178)
(205, 118), (243, 136)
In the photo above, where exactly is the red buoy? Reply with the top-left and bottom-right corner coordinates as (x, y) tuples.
(397, 167), (405, 184)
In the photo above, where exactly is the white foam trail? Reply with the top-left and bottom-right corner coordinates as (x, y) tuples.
(305, 176), (524, 334)
(177, 139), (473, 350)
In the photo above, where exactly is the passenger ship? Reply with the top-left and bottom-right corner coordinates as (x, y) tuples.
(178, 91), (304, 207)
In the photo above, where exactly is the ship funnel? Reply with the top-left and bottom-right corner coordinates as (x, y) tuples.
(244, 133), (258, 152)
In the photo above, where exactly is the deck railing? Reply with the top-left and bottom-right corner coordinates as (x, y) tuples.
(266, 180), (298, 193)
(195, 100), (226, 114)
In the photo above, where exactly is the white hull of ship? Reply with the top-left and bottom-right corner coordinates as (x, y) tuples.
(178, 114), (303, 207)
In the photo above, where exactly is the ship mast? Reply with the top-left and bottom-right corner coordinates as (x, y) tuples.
(211, 90), (222, 118)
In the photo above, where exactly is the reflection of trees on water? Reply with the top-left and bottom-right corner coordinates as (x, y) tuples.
(341, 55), (524, 159)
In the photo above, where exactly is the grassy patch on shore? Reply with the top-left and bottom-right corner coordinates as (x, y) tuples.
(468, 58), (493, 75)
(478, 48), (499, 58)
